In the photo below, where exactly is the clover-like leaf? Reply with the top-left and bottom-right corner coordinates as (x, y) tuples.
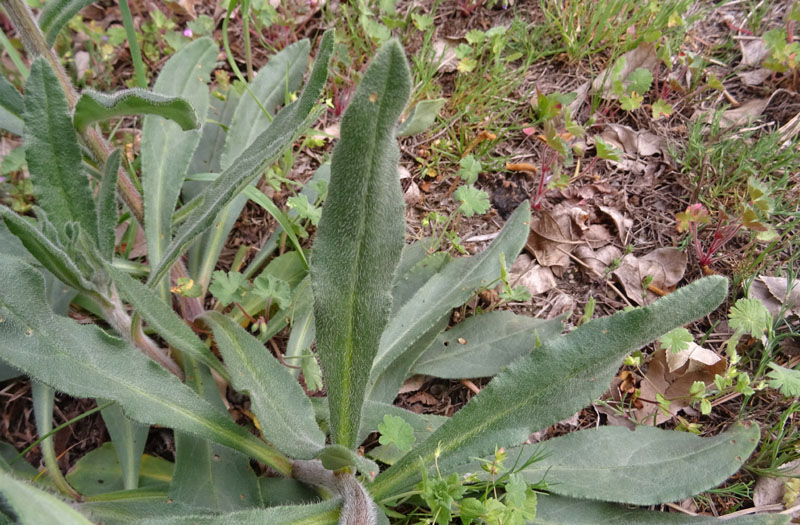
(252, 273), (292, 309)
(209, 270), (250, 306)
(728, 297), (772, 338)
(652, 99), (673, 120)
(287, 194), (322, 226)
(378, 414), (416, 453)
(458, 155), (482, 185)
(626, 67), (653, 96)
(454, 185), (490, 217)
(620, 92), (644, 111)
(594, 136), (622, 162)
(659, 327), (693, 353)
(766, 363), (800, 397)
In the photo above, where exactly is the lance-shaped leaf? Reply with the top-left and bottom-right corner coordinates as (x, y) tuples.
(0, 470), (93, 525)
(79, 489), (201, 523)
(535, 494), (790, 524)
(0, 206), (94, 293)
(39, 0), (95, 45)
(191, 40), (311, 295)
(66, 443), (172, 495)
(24, 58), (98, 244)
(371, 276), (729, 498)
(366, 203), (531, 403)
(0, 71), (24, 135)
(310, 39), (411, 449)
(136, 499), (342, 525)
(411, 310), (564, 379)
(74, 89), (198, 132)
(97, 150), (120, 261)
(105, 264), (227, 379)
(141, 38), (216, 296)
(170, 356), (262, 512)
(203, 312), (325, 459)
(148, 30), (334, 288)
(0, 255), (292, 476)
(499, 423), (760, 505)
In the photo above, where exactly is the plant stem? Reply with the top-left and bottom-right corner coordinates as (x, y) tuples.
(119, 0), (147, 88)
(242, 0), (253, 82)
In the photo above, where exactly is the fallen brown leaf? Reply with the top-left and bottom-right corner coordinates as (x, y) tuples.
(611, 248), (687, 305)
(507, 254), (557, 296)
(749, 275), (800, 319)
(593, 44), (658, 99)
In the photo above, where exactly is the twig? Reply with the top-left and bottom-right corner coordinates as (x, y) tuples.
(460, 379), (480, 395)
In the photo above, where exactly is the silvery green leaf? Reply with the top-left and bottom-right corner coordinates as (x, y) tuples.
(0, 470), (93, 524)
(23, 58), (98, 245)
(310, 39), (411, 448)
(38, 0), (95, 45)
(371, 276), (729, 498)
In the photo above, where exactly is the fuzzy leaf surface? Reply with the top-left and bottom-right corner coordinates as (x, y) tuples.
(79, 490), (201, 524)
(0, 206), (94, 293)
(74, 89), (198, 132)
(411, 310), (563, 379)
(136, 499), (342, 525)
(148, 30), (333, 287)
(534, 494), (789, 524)
(367, 203), (531, 403)
(396, 98), (446, 137)
(170, 357), (262, 511)
(23, 58), (98, 244)
(106, 264), (227, 379)
(0, 255), (291, 474)
(141, 38), (216, 295)
(513, 423), (759, 504)
(203, 312), (325, 459)
(99, 404), (150, 490)
(371, 276), (729, 498)
(310, 39), (411, 448)
(0, 470), (93, 524)
(38, 0), (95, 44)
(97, 150), (120, 260)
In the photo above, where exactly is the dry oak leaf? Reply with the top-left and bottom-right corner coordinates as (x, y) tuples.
(507, 254), (557, 296)
(749, 275), (800, 319)
(592, 43), (658, 99)
(636, 346), (726, 425)
(574, 244), (622, 277)
(611, 248), (687, 306)
(527, 209), (581, 272)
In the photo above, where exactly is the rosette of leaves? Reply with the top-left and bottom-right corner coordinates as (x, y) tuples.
(0, 24), (784, 525)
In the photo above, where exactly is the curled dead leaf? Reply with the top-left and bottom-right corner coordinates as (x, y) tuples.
(611, 248), (687, 305)
(507, 254), (557, 296)
(749, 275), (800, 319)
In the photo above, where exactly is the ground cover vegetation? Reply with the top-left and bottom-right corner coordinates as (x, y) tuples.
(0, 0), (798, 523)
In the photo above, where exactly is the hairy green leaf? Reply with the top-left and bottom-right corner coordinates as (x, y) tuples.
(513, 423), (759, 504)
(0, 72), (24, 135)
(106, 264), (227, 379)
(310, 38), (411, 448)
(0, 255), (292, 475)
(170, 357), (262, 511)
(411, 310), (563, 379)
(97, 150), (121, 261)
(203, 312), (326, 459)
(136, 499), (342, 525)
(79, 489), (201, 524)
(74, 88), (198, 132)
(148, 30), (334, 288)
(24, 58), (98, 244)
(192, 40), (311, 295)
(367, 203), (531, 403)
(0, 206), (94, 293)
(371, 276), (729, 498)
(39, 0), (95, 45)
(142, 38), (216, 296)
(535, 494), (789, 524)
(316, 444), (379, 479)
(0, 470), (93, 524)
